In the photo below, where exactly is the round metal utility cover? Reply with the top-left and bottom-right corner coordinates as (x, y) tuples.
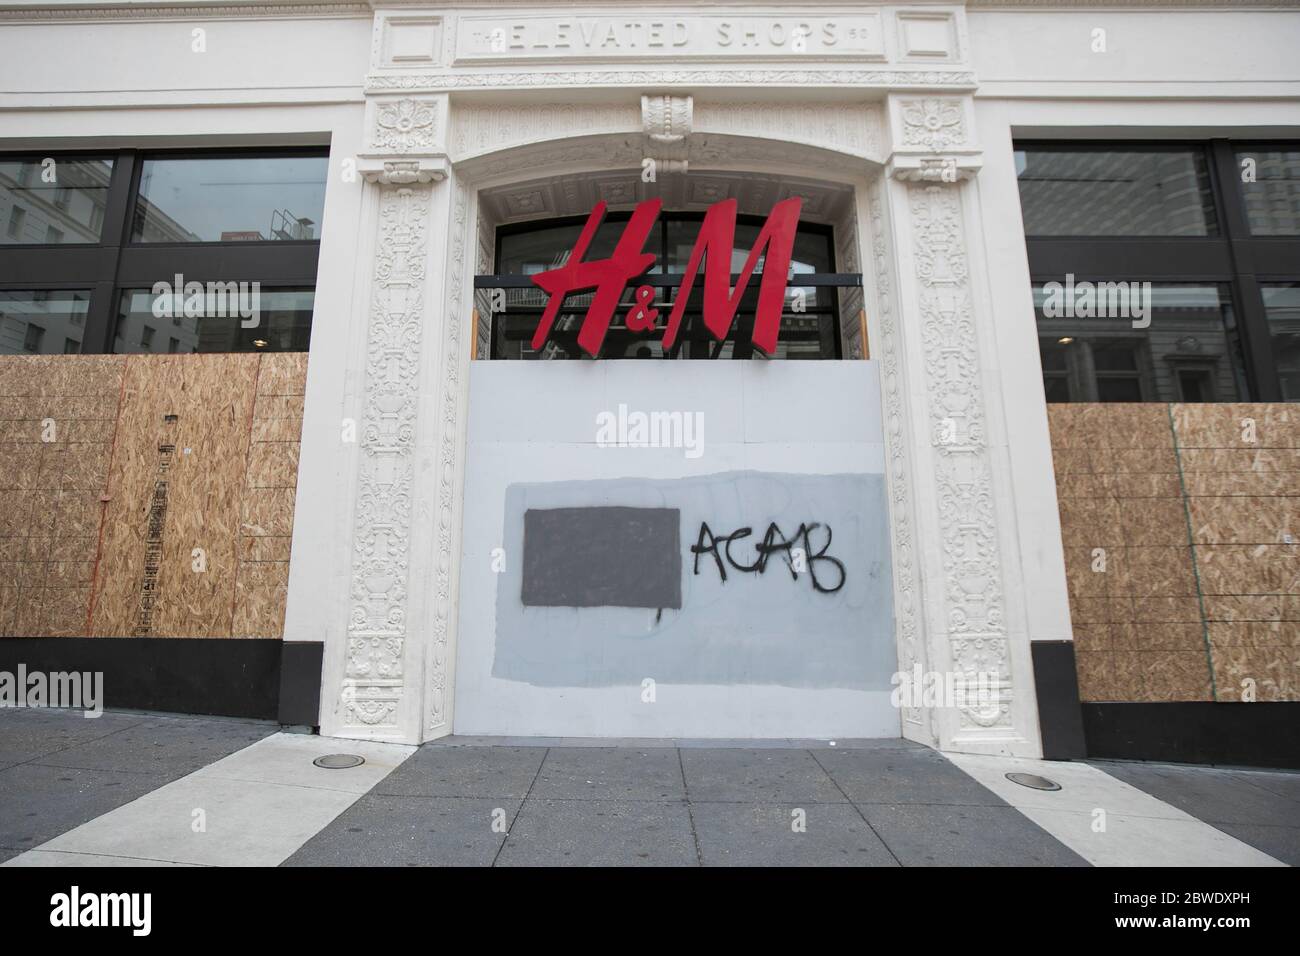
(314, 754), (365, 770)
(1005, 772), (1061, 791)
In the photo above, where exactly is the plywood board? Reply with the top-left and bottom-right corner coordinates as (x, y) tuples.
(90, 355), (259, 638)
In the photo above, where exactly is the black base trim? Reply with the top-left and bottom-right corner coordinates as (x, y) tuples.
(278, 641), (324, 727)
(1030, 640), (1088, 760)
(1083, 701), (1300, 769)
(0, 637), (322, 724)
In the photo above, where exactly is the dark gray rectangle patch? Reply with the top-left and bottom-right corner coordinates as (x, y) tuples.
(521, 506), (681, 609)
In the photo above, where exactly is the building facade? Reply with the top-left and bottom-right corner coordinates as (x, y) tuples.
(1, 0), (1297, 766)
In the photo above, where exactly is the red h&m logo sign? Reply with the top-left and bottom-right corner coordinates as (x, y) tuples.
(530, 197), (802, 358)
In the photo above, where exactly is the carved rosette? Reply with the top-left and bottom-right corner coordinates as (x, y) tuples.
(361, 97), (449, 185)
(899, 98), (965, 151)
(907, 183), (1013, 733)
(888, 95), (979, 183)
(372, 97), (439, 152)
(342, 184), (432, 729)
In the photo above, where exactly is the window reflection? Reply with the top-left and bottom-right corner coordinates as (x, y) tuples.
(113, 287), (314, 353)
(0, 290), (90, 354)
(0, 157), (114, 244)
(1035, 283), (1247, 402)
(132, 155), (327, 243)
(1236, 150), (1300, 236)
(1261, 283), (1300, 401)
(1016, 148), (1218, 237)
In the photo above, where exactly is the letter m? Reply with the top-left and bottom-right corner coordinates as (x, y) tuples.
(661, 197), (802, 356)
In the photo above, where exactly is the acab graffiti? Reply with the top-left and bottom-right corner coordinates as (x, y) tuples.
(690, 521), (846, 594)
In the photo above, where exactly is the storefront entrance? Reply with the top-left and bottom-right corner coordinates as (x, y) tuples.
(448, 172), (897, 737)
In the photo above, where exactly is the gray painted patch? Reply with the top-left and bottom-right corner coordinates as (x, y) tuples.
(521, 506), (681, 610)
(492, 470), (894, 691)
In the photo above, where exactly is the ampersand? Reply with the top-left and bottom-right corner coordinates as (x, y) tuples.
(624, 284), (660, 332)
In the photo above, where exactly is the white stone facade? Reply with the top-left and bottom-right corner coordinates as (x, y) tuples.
(3, 0), (1297, 755)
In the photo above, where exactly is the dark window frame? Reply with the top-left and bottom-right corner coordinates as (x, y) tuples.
(1017, 138), (1300, 402)
(483, 211), (853, 360)
(0, 146), (326, 355)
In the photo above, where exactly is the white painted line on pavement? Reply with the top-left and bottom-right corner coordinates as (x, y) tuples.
(946, 753), (1286, 867)
(3, 733), (414, 868)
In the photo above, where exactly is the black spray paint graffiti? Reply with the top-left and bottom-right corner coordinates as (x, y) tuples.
(690, 521), (846, 594)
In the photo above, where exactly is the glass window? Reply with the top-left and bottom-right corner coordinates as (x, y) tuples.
(1236, 149), (1300, 236)
(0, 290), (90, 354)
(1015, 147), (1218, 237)
(113, 287), (314, 353)
(0, 156), (115, 244)
(132, 154), (328, 243)
(491, 213), (841, 360)
(1261, 283), (1300, 401)
(663, 219), (832, 275)
(1034, 283), (1248, 402)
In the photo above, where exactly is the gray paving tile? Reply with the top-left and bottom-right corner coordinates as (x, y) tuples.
(0, 763), (168, 858)
(1095, 761), (1300, 827)
(675, 738), (922, 750)
(0, 709), (148, 767)
(283, 794), (517, 867)
(1212, 824), (1300, 867)
(691, 802), (898, 867)
(817, 747), (1006, 806)
(32, 716), (275, 776)
(529, 747), (686, 801)
(1229, 770), (1300, 805)
(680, 748), (845, 803)
(374, 745), (545, 798)
(496, 799), (697, 866)
(859, 804), (1090, 866)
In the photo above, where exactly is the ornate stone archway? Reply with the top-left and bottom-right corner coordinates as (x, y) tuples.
(313, 4), (1044, 757)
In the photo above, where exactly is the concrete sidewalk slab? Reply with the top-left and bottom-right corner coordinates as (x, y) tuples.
(689, 802), (899, 867)
(947, 753), (1286, 867)
(373, 744), (546, 799)
(1094, 760), (1300, 866)
(0, 709), (149, 771)
(4, 732), (414, 867)
(680, 748), (848, 803)
(857, 804), (1089, 867)
(285, 794), (523, 867)
(816, 747), (1007, 806)
(529, 747), (686, 802)
(495, 798), (698, 867)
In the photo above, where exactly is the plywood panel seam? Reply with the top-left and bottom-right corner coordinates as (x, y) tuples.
(1167, 402), (1220, 702)
(83, 356), (128, 639)
(230, 355), (267, 638)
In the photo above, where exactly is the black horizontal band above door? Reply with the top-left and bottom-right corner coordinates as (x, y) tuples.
(1025, 239), (1235, 280)
(115, 243), (321, 287)
(0, 246), (121, 285)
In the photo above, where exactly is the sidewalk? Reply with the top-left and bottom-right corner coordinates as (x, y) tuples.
(0, 708), (1294, 867)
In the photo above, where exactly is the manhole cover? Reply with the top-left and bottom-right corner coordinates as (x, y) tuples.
(1005, 772), (1061, 791)
(314, 754), (365, 770)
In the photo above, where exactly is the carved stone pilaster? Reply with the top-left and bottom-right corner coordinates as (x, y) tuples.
(340, 183), (433, 731)
(424, 179), (469, 737)
(867, 176), (932, 743)
(641, 93), (693, 174)
(903, 182), (1016, 739)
